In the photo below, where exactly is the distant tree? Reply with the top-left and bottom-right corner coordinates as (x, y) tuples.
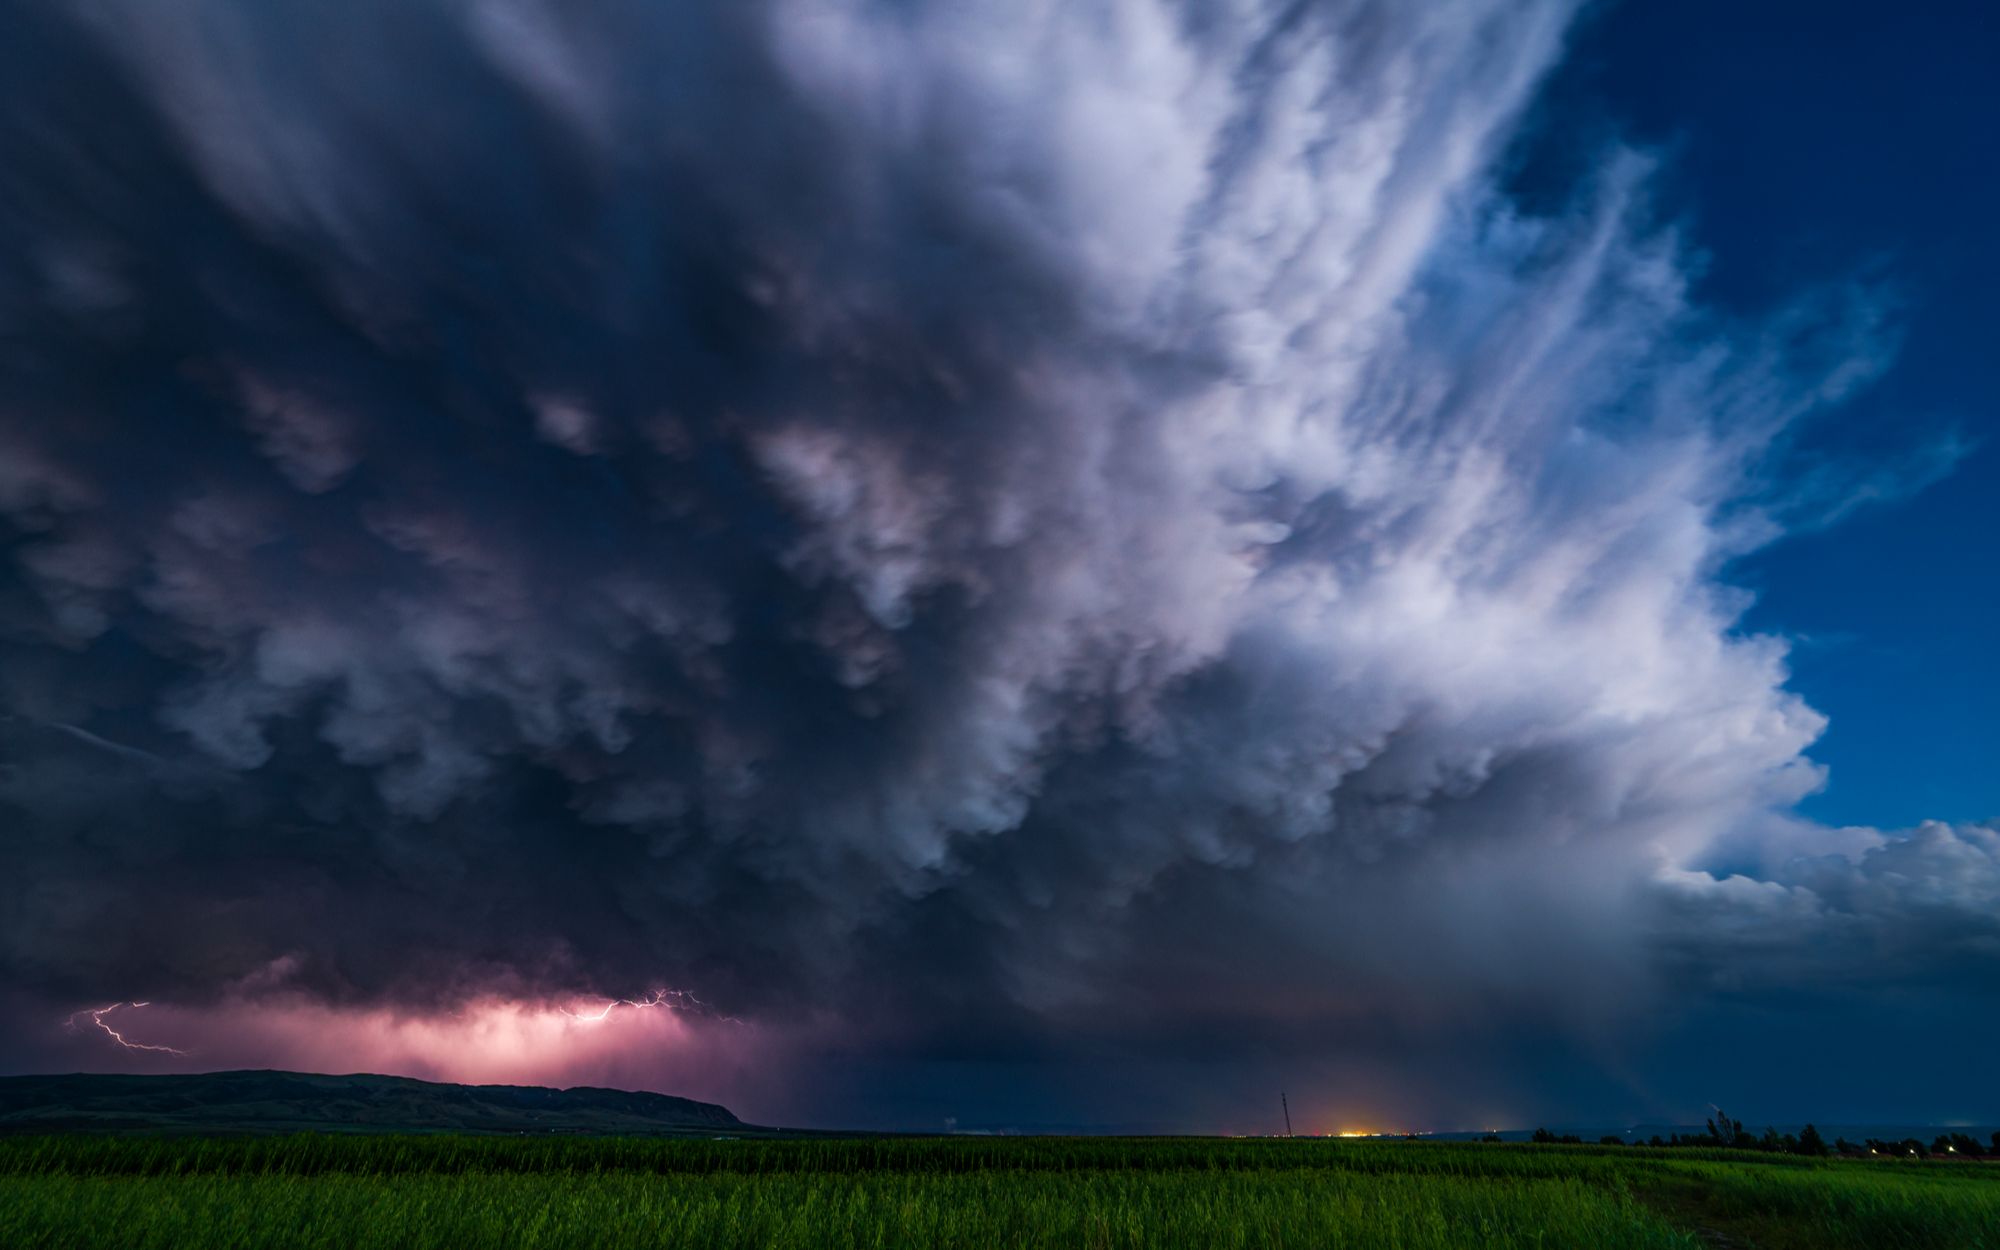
(1759, 1127), (1782, 1151)
(1706, 1110), (1745, 1148)
(1904, 1138), (1929, 1159)
(1532, 1128), (1556, 1144)
(1480, 1133), (1503, 1143)
(1991, 1131), (2000, 1155)
(1930, 1134), (1977, 1158)
(1648, 1136), (1665, 1148)
(1599, 1135), (1624, 1146)
(1796, 1124), (1827, 1156)
(1833, 1137), (1857, 1156)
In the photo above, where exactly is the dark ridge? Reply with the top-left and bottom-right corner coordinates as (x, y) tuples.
(0, 1070), (747, 1136)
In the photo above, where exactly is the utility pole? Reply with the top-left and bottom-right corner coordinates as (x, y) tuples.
(1282, 1091), (1293, 1138)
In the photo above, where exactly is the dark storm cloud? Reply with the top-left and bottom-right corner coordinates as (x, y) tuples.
(0, 0), (1990, 1090)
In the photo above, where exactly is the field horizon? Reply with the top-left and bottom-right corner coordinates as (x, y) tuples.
(7, 1069), (1993, 1149)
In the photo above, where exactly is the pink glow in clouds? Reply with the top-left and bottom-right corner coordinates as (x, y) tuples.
(48, 990), (776, 1111)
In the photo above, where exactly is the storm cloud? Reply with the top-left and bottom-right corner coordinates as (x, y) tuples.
(1, 0), (1990, 1122)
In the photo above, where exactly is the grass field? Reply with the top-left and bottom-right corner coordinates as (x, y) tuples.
(2, 1134), (1994, 1249)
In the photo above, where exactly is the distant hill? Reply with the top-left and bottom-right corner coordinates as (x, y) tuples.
(0, 1070), (748, 1135)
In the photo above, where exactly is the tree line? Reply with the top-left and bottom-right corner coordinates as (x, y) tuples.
(1516, 1112), (1998, 1159)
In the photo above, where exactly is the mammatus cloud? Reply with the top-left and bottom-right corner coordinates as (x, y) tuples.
(0, 0), (1989, 1120)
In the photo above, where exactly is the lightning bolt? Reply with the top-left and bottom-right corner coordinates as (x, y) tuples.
(557, 988), (742, 1025)
(65, 1002), (190, 1056)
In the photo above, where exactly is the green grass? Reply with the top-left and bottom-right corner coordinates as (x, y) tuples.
(1633, 1156), (2000, 1250)
(1, 1135), (1993, 1249)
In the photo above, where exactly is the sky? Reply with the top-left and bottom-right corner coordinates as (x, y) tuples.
(0, 0), (1995, 1134)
